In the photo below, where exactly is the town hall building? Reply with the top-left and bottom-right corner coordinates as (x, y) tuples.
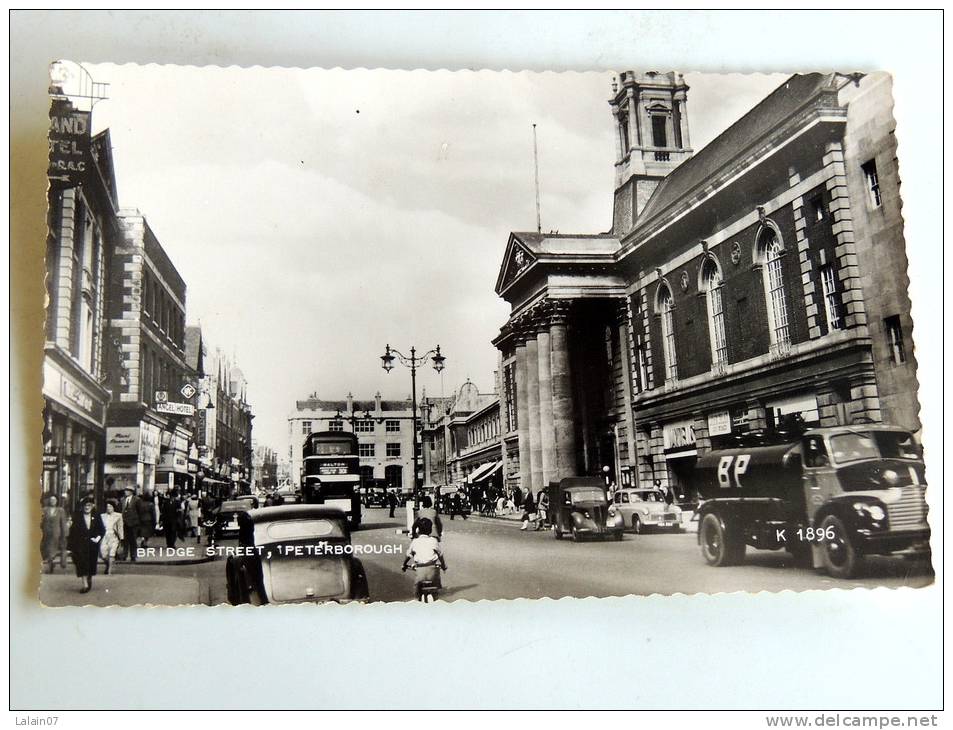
(493, 71), (919, 499)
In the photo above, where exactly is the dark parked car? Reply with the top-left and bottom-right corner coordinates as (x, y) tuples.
(214, 500), (252, 540)
(361, 486), (388, 508)
(225, 505), (369, 605)
(549, 478), (624, 541)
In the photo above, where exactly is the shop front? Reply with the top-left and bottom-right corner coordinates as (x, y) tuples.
(102, 422), (161, 498)
(42, 354), (110, 512)
(156, 431), (192, 493)
(662, 418), (698, 500)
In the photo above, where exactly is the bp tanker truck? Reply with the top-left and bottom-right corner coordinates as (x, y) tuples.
(694, 425), (929, 578)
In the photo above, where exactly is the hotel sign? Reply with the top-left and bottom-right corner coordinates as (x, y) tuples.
(48, 98), (91, 185)
(156, 401), (195, 416)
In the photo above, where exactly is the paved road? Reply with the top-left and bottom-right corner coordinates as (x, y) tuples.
(39, 506), (933, 605)
(352, 508), (933, 601)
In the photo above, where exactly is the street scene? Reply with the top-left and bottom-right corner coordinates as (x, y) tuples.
(39, 62), (934, 606)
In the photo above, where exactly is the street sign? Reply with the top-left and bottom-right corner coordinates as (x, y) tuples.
(156, 401), (195, 416)
(155, 390), (168, 403)
(180, 383), (197, 399)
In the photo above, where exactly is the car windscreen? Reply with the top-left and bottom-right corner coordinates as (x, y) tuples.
(263, 519), (345, 542)
(830, 431), (921, 465)
(634, 491), (662, 502)
(570, 489), (607, 504)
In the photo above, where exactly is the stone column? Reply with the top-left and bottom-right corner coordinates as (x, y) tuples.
(514, 335), (531, 495)
(550, 301), (577, 479)
(537, 315), (556, 486)
(525, 327), (543, 498)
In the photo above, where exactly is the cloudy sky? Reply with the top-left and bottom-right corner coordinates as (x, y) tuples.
(82, 64), (786, 458)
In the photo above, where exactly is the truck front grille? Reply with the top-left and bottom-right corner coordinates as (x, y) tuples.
(888, 487), (928, 530)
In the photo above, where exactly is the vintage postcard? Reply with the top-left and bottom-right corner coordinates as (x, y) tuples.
(39, 62), (933, 607)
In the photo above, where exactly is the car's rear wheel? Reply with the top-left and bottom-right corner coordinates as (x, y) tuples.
(571, 526), (580, 542)
(553, 524), (562, 540)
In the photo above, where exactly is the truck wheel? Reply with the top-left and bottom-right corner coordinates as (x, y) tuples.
(553, 524), (562, 540)
(820, 515), (862, 579)
(699, 513), (743, 567)
(632, 515), (642, 535)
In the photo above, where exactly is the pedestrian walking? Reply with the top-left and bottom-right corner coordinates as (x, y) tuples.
(67, 497), (106, 594)
(386, 489), (398, 518)
(99, 501), (124, 575)
(512, 486), (523, 513)
(119, 488), (141, 561)
(536, 489), (550, 531)
(520, 489), (537, 531)
(137, 490), (156, 548)
(664, 487), (675, 506)
(187, 493), (202, 541)
(40, 495), (68, 573)
(161, 494), (179, 548)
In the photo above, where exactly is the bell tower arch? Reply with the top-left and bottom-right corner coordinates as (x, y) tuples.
(609, 71), (693, 237)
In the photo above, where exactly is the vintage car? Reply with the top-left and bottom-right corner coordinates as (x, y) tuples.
(438, 489), (472, 516)
(360, 485), (388, 508)
(609, 488), (683, 534)
(549, 477), (624, 541)
(225, 505), (369, 605)
(214, 499), (253, 540)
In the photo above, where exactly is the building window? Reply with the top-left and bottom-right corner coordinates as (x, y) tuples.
(651, 115), (667, 148)
(618, 112), (630, 154)
(862, 159), (882, 208)
(656, 282), (677, 382)
(810, 195), (825, 223)
(359, 443), (375, 458)
(503, 362), (517, 432)
(759, 225), (791, 348)
(884, 315), (906, 364)
(328, 420), (344, 432)
(386, 442), (401, 458)
(355, 419), (374, 433)
(385, 419), (400, 433)
(820, 264), (845, 331)
(702, 257), (728, 367)
(301, 420), (311, 435)
(634, 338), (648, 393)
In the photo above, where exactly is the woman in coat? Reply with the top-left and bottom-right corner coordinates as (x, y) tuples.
(67, 497), (106, 593)
(40, 495), (68, 573)
(137, 491), (156, 547)
(186, 493), (202, 541)
(161, 494), (179, 548)
(99, 501), (124, 575)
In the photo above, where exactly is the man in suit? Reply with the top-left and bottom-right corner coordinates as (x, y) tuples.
(120, 488), (142, 561)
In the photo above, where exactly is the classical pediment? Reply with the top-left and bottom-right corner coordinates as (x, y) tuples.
(495, 234), (538, 294)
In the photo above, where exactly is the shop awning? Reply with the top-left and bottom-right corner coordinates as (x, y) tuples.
(467, 461), (502, 483)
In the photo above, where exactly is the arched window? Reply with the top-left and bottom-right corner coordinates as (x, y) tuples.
(701, 257), (728, 366)
(758, 224), (791, 348)
(656, 282), (678, 381)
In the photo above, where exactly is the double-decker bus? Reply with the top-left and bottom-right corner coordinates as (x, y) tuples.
(301, 431), (361, 528)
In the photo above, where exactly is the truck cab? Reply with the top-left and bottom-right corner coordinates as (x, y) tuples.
(695, 425), (929, 578)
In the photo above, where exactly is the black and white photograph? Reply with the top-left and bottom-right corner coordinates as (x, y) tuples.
(37, 61), (934, 607)
(10, 9), (944, 717)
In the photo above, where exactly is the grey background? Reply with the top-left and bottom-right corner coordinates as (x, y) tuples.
(10, 10), (943, 710)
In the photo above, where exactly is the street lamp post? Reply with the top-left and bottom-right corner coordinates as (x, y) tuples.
(380, 344), (446, 531)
